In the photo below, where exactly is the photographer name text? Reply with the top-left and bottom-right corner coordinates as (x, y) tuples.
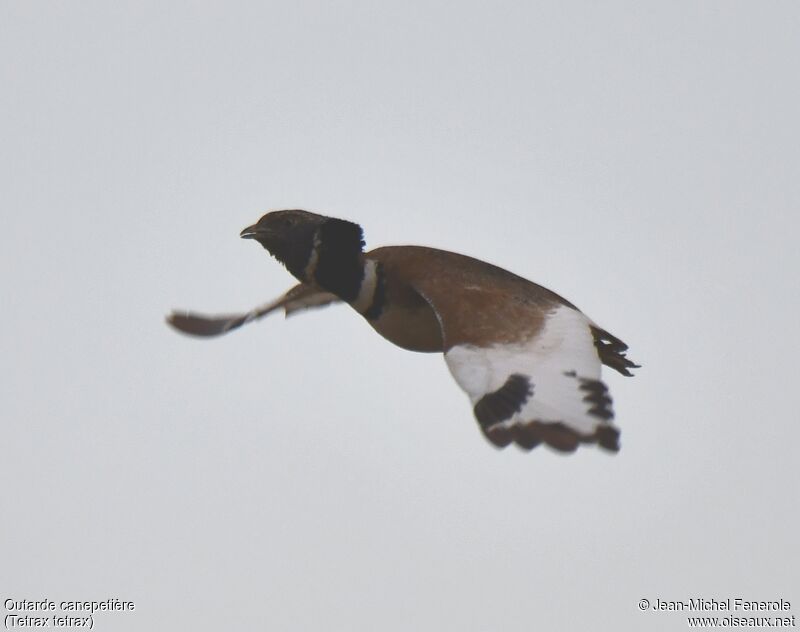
(647, 598), (791, 612)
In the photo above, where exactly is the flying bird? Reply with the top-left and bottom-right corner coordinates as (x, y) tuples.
(168, 210), (639, 454)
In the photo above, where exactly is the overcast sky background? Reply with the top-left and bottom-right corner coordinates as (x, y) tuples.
(2, 2), (798, 631)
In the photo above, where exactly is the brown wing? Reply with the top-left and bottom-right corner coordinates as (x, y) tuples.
(370, 245), (571, 350)
(371, 246), (638, 374)
(166, 284), (340, 337)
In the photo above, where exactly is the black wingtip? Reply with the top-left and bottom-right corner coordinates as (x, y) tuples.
(166, 311), (205, 337)
(590, 325), (641, 377)
(473, 374), (533, 428)
(595, 426), (621, 452)
(480, 419), (620, 454)
(166, 311), (242, 337)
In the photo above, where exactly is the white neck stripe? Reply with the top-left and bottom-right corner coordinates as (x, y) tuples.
(303, 229), (322, 280)
(351, 259), (379, 313)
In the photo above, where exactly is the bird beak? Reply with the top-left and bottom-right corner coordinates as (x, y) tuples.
(240, 224), (260, 239)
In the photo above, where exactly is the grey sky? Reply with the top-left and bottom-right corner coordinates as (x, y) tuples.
(2, 2), (798, 630)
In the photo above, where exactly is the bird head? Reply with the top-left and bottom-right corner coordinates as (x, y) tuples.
(241, 210), (364, 285)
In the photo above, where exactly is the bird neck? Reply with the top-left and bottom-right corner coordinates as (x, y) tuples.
(305, 218), (366, 304)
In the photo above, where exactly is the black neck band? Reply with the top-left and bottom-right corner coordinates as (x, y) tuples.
(313, 219), (365, 302)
